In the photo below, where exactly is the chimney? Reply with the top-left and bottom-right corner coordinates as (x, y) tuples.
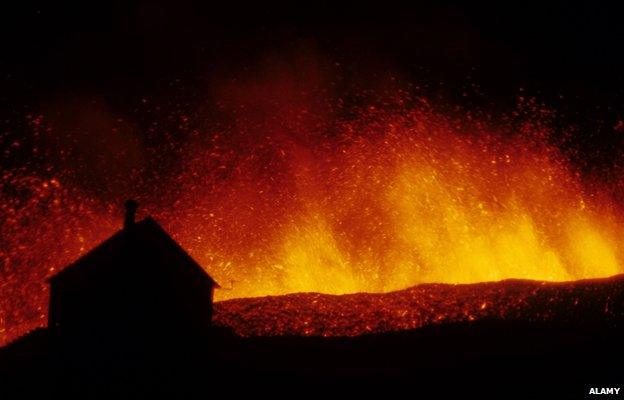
(124, 199), (139, 229)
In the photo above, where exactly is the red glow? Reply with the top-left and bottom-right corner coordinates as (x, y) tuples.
(2, 80), (624, 345)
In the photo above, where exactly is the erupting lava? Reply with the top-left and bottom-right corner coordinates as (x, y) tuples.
(1, 84), (624, 345)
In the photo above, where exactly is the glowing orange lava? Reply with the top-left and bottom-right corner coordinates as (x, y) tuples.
(1, 93), (623, 345)
(171, 107), (623, 299)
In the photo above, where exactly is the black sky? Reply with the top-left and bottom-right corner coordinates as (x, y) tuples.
(1, 2), (623, 101)
(2, 1), (624, 177)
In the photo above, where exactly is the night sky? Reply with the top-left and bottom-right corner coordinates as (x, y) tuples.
(2, 1), (624, 181)
(2, 2), (624, 107)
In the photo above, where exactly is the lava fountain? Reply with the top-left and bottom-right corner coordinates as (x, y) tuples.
(1, 90), (623, 345)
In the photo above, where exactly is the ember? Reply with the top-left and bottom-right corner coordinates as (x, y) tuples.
(213, 275), (624, 337)
(2, 85), (624, 345)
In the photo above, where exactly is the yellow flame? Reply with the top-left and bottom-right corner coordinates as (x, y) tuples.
(176, 114), (624, 301)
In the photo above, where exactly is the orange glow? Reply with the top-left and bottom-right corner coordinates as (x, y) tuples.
(1, 94), (624, 345)
(169, 108), (623, 301)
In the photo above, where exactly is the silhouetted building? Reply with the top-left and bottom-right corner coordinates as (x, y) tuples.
(47, 201), (219, 363)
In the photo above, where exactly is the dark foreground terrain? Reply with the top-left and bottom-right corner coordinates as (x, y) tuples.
(214, 275), (624, 337)
(1, 320), (622, 399)
(3, 276), (624, 399)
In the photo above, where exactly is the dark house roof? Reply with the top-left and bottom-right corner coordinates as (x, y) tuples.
(48, 217), (219, 288)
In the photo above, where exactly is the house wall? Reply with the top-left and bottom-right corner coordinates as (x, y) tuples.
(48, 253), (215, 345)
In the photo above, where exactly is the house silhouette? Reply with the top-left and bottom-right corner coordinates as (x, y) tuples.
(2, 199), (624, 397)
(47, 200), (220, 364)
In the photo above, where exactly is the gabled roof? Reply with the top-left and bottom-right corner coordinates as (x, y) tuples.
(48, 217), (219, 287)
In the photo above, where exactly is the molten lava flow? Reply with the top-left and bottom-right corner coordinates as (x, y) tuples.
(213, 275), (624, 337)
(1, 96), (624, 345)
